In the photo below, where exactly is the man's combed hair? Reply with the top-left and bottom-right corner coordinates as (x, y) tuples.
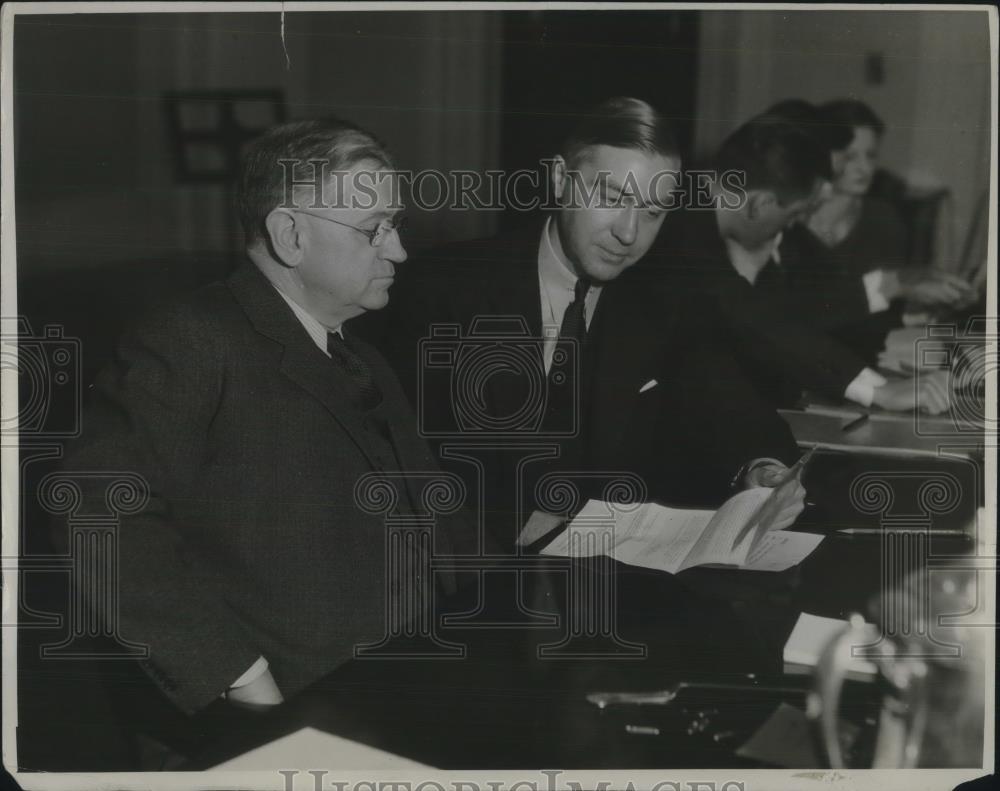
(818, 99), (886, 151)
(235, 117), (395, 246)
(560, 97), (680, 168)
(715, 114), (831, 204)
(762, 99), (854, 154)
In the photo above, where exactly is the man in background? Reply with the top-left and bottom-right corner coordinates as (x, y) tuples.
(764, 99), (975, 363)
(654, 113), (954, 413)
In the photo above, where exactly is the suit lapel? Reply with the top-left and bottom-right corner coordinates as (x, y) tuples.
(226, 262), (383, 471)
(584, 278), (671, 462)
(348, 334), (461, 563)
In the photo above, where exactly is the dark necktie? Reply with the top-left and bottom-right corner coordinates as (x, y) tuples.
(327, 332), (382, 410)
(544, 278), (590, 431)
(559, 278), (590, 347)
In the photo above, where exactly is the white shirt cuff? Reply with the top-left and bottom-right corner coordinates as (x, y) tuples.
(862, 270), (891, 313)
(230, 656), (269, 689)
(902, 311), (931, 327)
(844, 367), (889, 407)
(731, 457), (786, 489)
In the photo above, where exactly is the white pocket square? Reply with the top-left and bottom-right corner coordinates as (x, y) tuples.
(639, 379), (658, 394)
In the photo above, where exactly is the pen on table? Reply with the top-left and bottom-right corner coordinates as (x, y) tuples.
(841, 413), (870, 433)
(836, 528), (969, 537)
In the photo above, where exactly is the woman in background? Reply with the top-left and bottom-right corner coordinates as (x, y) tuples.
(806, 101), (905, 273)
(775, 99), (974, 361)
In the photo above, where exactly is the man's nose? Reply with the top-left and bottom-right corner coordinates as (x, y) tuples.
(381, 228), (407, 263)
(611, 207), (638, 246)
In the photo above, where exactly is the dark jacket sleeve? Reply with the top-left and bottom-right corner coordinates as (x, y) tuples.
(668, 336), (801, 484)
(774, 226), (875, 332)
(773, 199), (908, 338)
(614, 267), (800, 504)
(653, 210), (870, 406)
(52, 302), (262, 714)
(702, 270), (869, 404)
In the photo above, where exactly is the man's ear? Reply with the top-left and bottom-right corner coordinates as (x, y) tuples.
(747, 191), (776, 222)
(264, 209), (304, 267)
(551, 155), (568, 202)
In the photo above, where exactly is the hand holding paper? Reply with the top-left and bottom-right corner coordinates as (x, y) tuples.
(755, 445), (815, 533)
(754, 473), (806, 534)
(543, 491), (823, 574)
(730, 447), (814, 552)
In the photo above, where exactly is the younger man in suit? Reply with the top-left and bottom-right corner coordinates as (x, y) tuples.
(654, 114), (953, 414)
(361, 97), (807, 552)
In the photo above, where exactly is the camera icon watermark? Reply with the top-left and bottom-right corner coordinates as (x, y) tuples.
(418, 317), (579, 438)
(1, 318), (82, 440)
(913, 318), (996, 438)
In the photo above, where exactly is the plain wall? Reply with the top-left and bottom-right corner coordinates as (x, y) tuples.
(14, 11), (502, 272)
(695, 9), (993, 265)
(14, 9), (993, 274)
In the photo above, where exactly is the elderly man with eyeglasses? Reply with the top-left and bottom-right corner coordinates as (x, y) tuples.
(54, 118), (474, 755)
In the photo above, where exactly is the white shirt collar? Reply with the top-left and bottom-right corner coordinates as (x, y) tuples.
(540, 216), (582, 294)
(538, 216), (604, 304)
(274, 287), (342, 356)
(536, 217), (605, 374)
(716, 210), (783, 285)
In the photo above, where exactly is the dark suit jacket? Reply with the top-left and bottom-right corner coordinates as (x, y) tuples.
(356, 223), (799, 549)
(654, 207), (871, 407)
(55, 262), (469, 714)
(766, 229), (874, 332)
(775, 200), (906, 364)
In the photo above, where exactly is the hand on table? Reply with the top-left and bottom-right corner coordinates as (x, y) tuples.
(872, 370), (952, 415)
(885, 268), (976, 308)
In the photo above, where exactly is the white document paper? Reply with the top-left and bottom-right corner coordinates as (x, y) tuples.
(783, 613), (879, 676)
(683, 486), (773, 568)
(515, 509), (566, 547)
(212, 726), (432, 770)
(539, 498), (713, 574)
(541, 489), (822, 573)
(742, 530), (825, 572)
